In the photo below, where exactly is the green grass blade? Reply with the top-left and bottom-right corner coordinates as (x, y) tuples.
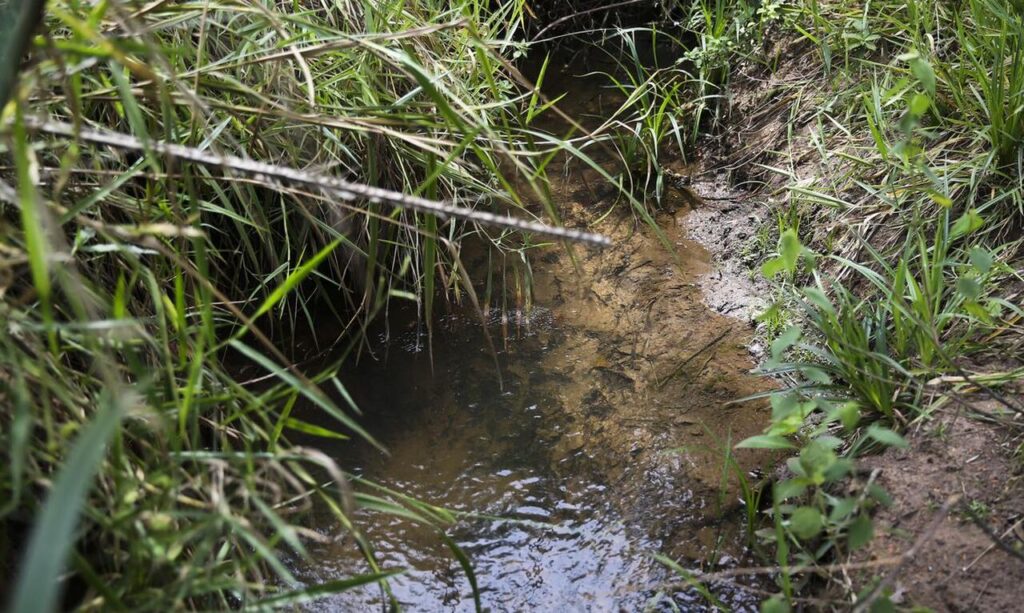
(246, 570), (403, 611)
(228, 339), (382, 451)
(0, 0), (45, 108)
(9, 390), (126, 613)
(250, 238), (345, 322)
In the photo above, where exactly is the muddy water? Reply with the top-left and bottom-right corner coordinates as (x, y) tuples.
(288, 50), (771, 611)
(293, 313), (679, 610)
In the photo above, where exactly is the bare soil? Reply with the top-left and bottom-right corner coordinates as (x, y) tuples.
(682, 174), (772, 331)
(849, 404), (1024, 611)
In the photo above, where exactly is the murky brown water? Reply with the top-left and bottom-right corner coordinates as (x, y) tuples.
(291, 313), (675, 610)
(283, 46), (772, 611)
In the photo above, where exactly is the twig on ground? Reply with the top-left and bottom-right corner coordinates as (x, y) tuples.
(657, 327), (732, 389)
(964, 516), (1024, 571)
(960, 500), (1024, 566)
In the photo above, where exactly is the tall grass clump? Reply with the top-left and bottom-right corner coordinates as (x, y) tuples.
(0, 0), (595, 608)
(557, 0), (794, 199)
(758, 0), (1024, 416)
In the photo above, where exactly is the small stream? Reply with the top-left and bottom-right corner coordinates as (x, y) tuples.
(283, 46), (771, 611)
(294, 314), (677, 610)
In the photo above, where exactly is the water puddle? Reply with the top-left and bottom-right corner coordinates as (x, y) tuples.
(282, 46), (772, 611)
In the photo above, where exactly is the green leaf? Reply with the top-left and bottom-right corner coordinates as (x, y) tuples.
(799, 441), (838, 484)
(824, 458), (854, 482)
(283, 418), (350, 441)
(770, 394), (800, 420)
(110, 61), (156, 170)
(761, 595), (791, 613)
(13, 106), (57, 353)
(964, 300), (994, 324)
(867, 483), (894, 507)
(755, 302), (782, 323)
(985, 299), (1004, 319)
(771, 326), (801, 360)
(956, 277), (982, 300)
(928, 191), (952, 208)
(898, 111), (920, 136)
(815, 435), (843, 449)
(779, 229), (803, 274)
(0, 0), (46, 109)
(440, 533), (482, 613)
(251, 238), (344, 322)
(848, 514), (874, 549)
(767, 410), (808, 437)
(799, 440), (837, 473)
(870, 595), (896, 613)
(762, 256), (787, 278)
(867, 424), (908, 449)
(228, 340), (382, 451)
(803, 287), (835, 316)
(736, 434), (796, 450)
(774, 479), (808, 501)
(829, 497), (858, 522)
(951, 209), (985, 238)
(969, 247), (993, 274)
(789, 506), (824, 540)
(909, 55), (936, 97)
(832, 401), (861, 430)
(1, 376), (31, 517)
(802, 366), (832, 385)
(909, 92), (931, 116)
(786, 457), (805, 477)
(11, 391), (126, 613)
(248, 570), (402, 609)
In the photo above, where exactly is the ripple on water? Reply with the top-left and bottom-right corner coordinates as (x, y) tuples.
(287, 316), (683, 611)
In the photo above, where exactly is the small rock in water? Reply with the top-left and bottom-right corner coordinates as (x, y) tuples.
(748, 342), (765, 358)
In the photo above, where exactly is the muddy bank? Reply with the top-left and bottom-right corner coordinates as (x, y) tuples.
(845, 405), (1024, 611)
(685, 26), (1024, 610)
(681, 173), (772, 327)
